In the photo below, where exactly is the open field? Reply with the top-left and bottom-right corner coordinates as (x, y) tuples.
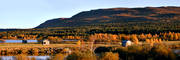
(0, 43), (122, 48)
(0, 41), (180, 48)
(0, 44), (77, 48)
(0, 41), (180, 60)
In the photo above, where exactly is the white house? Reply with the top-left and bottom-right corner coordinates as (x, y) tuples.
(42, 39), (50, 45)
(122, 40), (132, 47)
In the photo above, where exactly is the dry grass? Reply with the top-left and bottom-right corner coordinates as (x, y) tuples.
(0, 42), (123, 49)
(0, 41), (180, 48)
(0, 43), (77, 48)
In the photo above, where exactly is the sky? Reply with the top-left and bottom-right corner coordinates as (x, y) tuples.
(0, 0), (180, 29)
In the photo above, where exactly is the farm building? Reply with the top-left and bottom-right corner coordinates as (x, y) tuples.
(42, 39), (50, 45)
(122, 40), (132, 47)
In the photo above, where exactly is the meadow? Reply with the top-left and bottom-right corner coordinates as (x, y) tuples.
(0, 41), (180, 60)
(1, 32), (180, 60)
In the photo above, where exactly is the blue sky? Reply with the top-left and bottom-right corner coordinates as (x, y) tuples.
(0, 0), (180, 29)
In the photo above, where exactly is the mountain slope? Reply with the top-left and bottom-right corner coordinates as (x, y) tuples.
(36, 7), (180, 28)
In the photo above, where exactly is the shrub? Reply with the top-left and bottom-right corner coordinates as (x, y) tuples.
(52, 53), (67, 60)
(100, 52), (119, 60)
(150, 45), (176, 60)
(66, 51), (97, 60)
(15, 54), (30, 60)
(94, 47), (112, 53)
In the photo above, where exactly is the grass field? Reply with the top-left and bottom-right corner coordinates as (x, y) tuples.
(0, 43), (76, 48)
(0, 41), (180, 49)
(0, 43), (122, 49)
(0, 41), (180, 60)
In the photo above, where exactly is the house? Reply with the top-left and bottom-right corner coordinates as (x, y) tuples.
(42, 39), (50, 45)
(122, 40), (132, 47)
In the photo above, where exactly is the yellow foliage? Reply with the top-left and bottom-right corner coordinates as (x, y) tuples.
(131, 35), (139, 45)
(77, 40), (81, 46)
(15, 54), (30, 60)
(52, 53), (66, 60)
(100, 52), (119, 60)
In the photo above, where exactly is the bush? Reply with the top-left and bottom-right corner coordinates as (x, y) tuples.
(112, 45), (177, 60)
(150, 45), (176, 60)
(94, 47), (112, 53)
(52, 53), (67, 60)
(15, 54), (30, 60)
(66, 51), (97, 60)
(100, 52), (119, 60)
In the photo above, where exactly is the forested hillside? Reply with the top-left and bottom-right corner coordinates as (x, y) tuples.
(36, 7), (180, 28)
(0, 7), (180, 42)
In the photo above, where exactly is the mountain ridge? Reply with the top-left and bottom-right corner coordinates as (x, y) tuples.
(36, 6), (180, 28)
